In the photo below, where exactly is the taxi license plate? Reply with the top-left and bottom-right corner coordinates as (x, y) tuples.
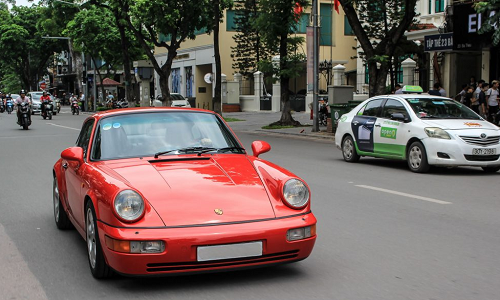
(197, 241), (263, 262)
(472, 148), (496, 155)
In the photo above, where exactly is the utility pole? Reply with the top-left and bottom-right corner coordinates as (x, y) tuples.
(312, 0), (319, 132)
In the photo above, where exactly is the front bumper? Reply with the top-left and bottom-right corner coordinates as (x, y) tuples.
(423, 137), (500, 167)
(98, 213), (317, 276)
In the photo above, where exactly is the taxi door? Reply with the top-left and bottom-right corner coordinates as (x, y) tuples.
(351, 99), (384, 153)
(373, 99), (411, 159)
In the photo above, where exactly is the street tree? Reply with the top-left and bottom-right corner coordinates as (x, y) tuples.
(231, 0), (273, 77)
(255, 0), (308, 126)
(208, 0), (233, 114)
(475, 0), (500, 46)
(340, 0), (419, 96)
(0, 5), (63, 91)
(64, 5), (127, 104)
(108, 0), (213, 106)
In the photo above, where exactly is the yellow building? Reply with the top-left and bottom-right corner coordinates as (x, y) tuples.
(154, 1), (357, 111)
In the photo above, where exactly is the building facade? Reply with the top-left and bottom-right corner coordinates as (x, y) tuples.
(153, 1), (357, 111)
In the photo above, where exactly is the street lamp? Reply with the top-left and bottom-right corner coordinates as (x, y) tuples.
(319, 60), (334, 86)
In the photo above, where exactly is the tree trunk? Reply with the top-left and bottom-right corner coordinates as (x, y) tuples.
(116, 13), (134, 104)
(91, 57), (107, 106)
(213, 0), (222, 115)
(277, 32), (298, 126)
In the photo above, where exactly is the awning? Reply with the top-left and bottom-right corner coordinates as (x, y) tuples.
(97, 78), (121, 86)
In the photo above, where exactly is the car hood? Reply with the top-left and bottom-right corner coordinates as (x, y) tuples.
(104, 155), (275, 226)
(421, 119), (499, 131)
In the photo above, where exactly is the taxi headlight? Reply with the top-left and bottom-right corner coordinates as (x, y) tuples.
(114, 190), (144, 222)
(424, 127), (451, 139)
(283, 179), (310, 209)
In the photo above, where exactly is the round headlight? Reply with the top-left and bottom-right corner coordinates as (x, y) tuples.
(114, 190), (144, 222)
(283, 179), (310, 208)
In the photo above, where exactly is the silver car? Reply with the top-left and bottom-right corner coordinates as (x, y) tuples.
(28, 91), (53, 115)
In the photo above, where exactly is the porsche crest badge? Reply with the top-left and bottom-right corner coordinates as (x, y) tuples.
(214, 209), (223, 215)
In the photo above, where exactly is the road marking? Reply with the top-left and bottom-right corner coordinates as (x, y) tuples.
(47, 123), (80, 131)
(355, 185), (452, 205)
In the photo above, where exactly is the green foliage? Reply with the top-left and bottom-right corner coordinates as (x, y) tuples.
(475, 1), (500, 46)
(64, 6), (122, 68)
(0, 5), (65, 90)
(255, 0), (309, 80)
(231, 0), (273, 77)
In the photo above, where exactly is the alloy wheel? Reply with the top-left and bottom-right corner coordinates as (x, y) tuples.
(86, 208), (97, 269)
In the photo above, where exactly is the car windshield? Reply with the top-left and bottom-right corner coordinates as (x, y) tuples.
(405, 98), (481, 120)
(91, 111), (243, 160)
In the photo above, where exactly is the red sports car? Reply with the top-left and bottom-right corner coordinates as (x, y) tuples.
(53, 107), (316, 278)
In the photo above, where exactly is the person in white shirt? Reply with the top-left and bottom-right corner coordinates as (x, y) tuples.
(486, 80), (499, 123)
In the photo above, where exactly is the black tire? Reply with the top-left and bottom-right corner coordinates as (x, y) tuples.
(53, 176), (72, 229)
(85, 201), (113, 279)
(43, 114), (46, 120)
(22, 117), (29, 130)
(76, 110), (79, 115)
(407, 141), (430, 173)
(342, 135), (360, 162)
(49, 114), (52, 120)
(481, 166), (500, 173)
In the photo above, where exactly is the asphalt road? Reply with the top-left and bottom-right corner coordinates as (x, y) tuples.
(1, 107), (499, 300)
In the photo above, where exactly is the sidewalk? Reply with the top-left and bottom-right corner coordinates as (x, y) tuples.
(222, 111), (335, 141)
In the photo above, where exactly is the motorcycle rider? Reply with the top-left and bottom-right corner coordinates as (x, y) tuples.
(70, 93), (79, 113)
(15, 90), (31, 124)
(40, 91), (51, 116)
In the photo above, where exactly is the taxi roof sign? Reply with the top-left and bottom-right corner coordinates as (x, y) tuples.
(402, 85), (424, 94)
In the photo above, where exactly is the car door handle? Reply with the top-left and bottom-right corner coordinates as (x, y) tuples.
(62, 163), (68, 169)
(353, 121), (359, 125)
(375, 123), (381, 127)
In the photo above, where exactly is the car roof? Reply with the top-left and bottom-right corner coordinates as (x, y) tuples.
(369, 94), (451, 100)
(88, 107), (215, 121)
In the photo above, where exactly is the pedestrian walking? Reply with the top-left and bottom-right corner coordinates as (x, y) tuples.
(475, 82), (489, 117)
(455, 84), (467, 103)
(486, 80), (499, 123)
(428, 82), (441, 96)
(439, 84), (447, 97)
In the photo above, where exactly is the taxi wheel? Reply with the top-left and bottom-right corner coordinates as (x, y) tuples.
(342, 136), (360, 162)
(481, 166), (500, 173)
(86, 201), (113, 279)
(407, 141), (430, 173)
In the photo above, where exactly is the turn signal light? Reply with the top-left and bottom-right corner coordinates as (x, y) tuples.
(105, 236), (165, 253)
(287, 224), (316, 241)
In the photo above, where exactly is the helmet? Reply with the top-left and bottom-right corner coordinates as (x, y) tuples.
(20, 90), (26, 94)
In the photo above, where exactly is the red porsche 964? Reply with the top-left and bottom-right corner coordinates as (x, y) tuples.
(53, 107), (316, 278)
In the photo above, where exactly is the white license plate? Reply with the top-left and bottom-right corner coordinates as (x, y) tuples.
(197, 241), (263, 262)
(472, 148), (496, 155)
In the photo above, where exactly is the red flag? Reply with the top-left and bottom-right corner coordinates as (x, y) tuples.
(294, 2), (303, 22)
(334, 0), (340, 14)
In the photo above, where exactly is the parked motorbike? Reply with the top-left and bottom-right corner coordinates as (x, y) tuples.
(6, 100), (14, 114)
(71, 101), (80, 115)
(116, 99), (129, 108)
(17, 102), (31, 130)
(0, 101), (4, 113)
(41, 101), (54, 120)
(318, 99), (329, 126)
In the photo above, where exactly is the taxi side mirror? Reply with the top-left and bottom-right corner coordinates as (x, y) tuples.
(391, 113), (409, 123)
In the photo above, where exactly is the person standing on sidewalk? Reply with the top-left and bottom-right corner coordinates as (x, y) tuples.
(486, 80), (499, 123)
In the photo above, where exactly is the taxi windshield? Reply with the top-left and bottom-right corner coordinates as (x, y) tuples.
(405, 98), (481, 120)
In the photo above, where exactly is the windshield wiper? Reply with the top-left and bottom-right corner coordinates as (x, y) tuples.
(197, 146), (246, 156)
(154, 147), (217, 158)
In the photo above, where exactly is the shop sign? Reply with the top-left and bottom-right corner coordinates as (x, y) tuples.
(424, 33), (453, 52)
(453, 4), (496, 51)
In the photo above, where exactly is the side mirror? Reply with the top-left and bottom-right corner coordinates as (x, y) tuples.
(61, 147), (84, 165)
(391, 113), (408, 123)
(251, 141), (271, 158)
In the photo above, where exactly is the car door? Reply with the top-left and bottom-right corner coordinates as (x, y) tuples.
(373, 99), (411, 159)
(351, 99), (384, 153)
(64, 119), (95, 229)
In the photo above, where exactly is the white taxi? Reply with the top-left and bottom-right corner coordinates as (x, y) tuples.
(335, 89), (500, 173)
